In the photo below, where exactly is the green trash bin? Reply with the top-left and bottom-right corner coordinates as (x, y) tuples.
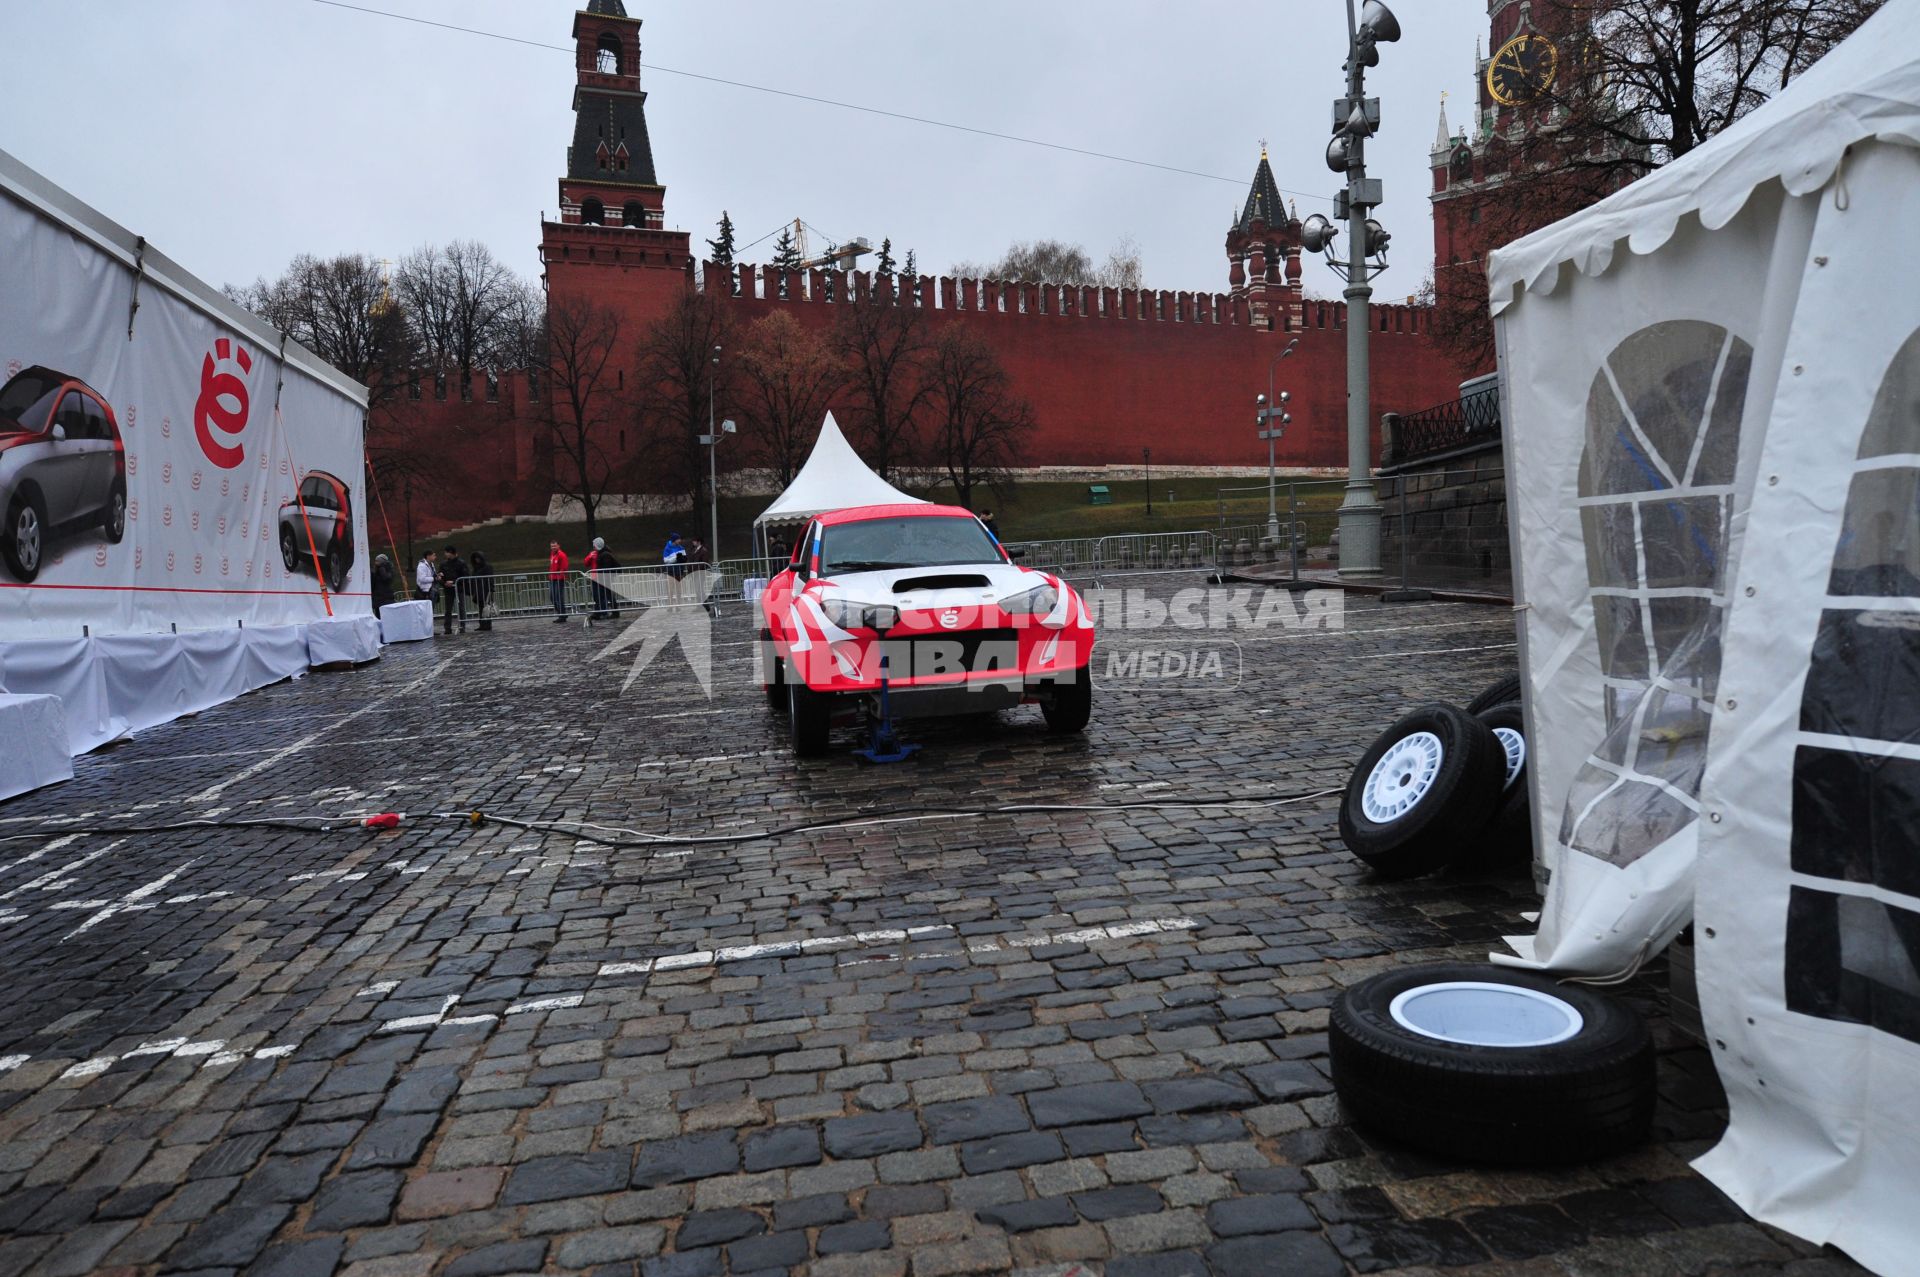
(1088, 485), (1111, 506)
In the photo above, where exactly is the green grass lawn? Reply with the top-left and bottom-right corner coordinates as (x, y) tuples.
(399, 476), (1349, 574)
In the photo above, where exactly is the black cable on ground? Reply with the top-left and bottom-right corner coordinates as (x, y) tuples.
(0, 788), (1342, 851)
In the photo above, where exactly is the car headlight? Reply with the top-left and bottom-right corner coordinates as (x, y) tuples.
(822, 599), (898, 631)
(1002, 583), (1059, 615)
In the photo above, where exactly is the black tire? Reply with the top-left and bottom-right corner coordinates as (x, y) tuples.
(102, 479), (127, 544)
(760, 635), (787, 710)
(325, 543), (346, 592)
(1330, 962), (1656, 1165)
(281, 526), (300, 573)
(1041, 669), (1092, 734)
(788, 679), (831, 757)
(1465, 673), (1524, 714)
(3, 488), (47, 583)
(1468, 702), (1532, 868)
(1339, 703), (1505, 878)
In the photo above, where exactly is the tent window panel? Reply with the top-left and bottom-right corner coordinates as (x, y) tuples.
(1606, 320), (1746, 484)
(1640, 496), (1727, 591)
(1581, 503), (1640, 588)
(1688, 340), (1751, 486)
(1631, 685), (1712, 796)
(1828, 466), (1920, 597)
(1800, 608), (1920, 745)
(1786, 887), (1920, 1046)
(1593, 594), (1650, 684)
(1647, 595), (1717, 669)
(1579, 374), (1666, 498)
(1791, 744), (1920, 898)
(1854, 328), (1920, 460)
(1568, 776), (1695, 867)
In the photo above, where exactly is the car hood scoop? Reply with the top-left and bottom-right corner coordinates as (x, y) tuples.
(890, 572), (993, 593)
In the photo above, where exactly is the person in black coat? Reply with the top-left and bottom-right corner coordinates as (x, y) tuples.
(370, 554), (397, 612)
(437, 545), (468, 634)
(468, 550), (495, 631)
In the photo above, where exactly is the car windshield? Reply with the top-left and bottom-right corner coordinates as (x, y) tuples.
(819, 516), (1000, 574)
(0, 372), (63, 431)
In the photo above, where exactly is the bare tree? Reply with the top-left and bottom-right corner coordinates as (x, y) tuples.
(737, 311), (844, 488)
(832, 292), (936, 483)
(635, 289), (737, 514)
(225, 254), (417, 408)
(952, 236), (1145, 287)
(928, 326), (1033, 510)
(539, 299), (628, 543)
(395, 240), (522, 392)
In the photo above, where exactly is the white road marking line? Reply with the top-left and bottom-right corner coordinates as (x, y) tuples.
(253, 1045), (296, 1059)
(125, 1038), (187, 1057)
(0, 1054), (29, 1072)
(60, 1056), (117, 1079)
(185, 656), (460, 806)
(505, 994), (583, 1015)
(0, 833), (82, 880)
(357, 981), (399, 998)
(172, 1040), (226, 1057)
(1360, 642), (1517, 659)
(375, 995), (462, 1035)
(61, 859), (201, 939)
(444, 1014), (498, 1027)
(0, 843), (120, 901)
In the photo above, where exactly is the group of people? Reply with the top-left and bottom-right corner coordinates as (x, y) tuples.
(392, 546), (495, 634)
(367, 528), (713, 632)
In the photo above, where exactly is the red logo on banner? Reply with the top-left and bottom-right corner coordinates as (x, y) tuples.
(190, 471), (202, 492)
(193, 554), (203, 575)
(190, 511), (200, 532)
(126, 454), (138, 476)
(194, 339), (252, 470)
(129, 499), (138, 521)
(161, 461), (172, 485)
(166, 551), (175, 572)
(217, 516), (227, 536)
(220, 476), (229, 497)
(135, 548), (143, 570)
(94, 547), (107, 567)
(162, 416), (172, 439)
(220, 556), (230, 576)
(162, 505), (173, 527)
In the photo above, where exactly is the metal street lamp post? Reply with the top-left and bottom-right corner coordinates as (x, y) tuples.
(698, 345), (735, 565)
(1257, 338), (1300, 540)
(1300, 0), (1399, 577)
(1143, 448), (1152, 515)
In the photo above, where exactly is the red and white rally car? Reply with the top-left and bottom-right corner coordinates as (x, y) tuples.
(758, 503), (1095, 756)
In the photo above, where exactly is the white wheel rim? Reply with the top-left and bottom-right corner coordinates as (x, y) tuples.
(1493, 726), (1526, 790)
(1389, 980), (1584, 1047)
(17, 508), (39, 571)
(1360, 730), (1443, 823)
(110, 494), (124, 537)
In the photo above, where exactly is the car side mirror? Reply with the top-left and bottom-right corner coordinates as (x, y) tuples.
(50, 424), (66, 442)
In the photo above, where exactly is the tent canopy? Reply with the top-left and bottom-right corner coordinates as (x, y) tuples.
(754, 412), (923, 529)
(1488, 0), (1920, 315)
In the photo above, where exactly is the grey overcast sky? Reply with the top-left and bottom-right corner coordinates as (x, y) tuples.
(1, 0), (1487, 303)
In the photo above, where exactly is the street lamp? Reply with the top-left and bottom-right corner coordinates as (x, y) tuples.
(1299, 0), (1400, 577)
(1257, 338), (1300, 541)
(1143, 447), (1152, 516)
(697, 344), (733, 565)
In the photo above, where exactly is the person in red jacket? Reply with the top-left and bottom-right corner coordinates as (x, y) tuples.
(548, 540), (570, 622)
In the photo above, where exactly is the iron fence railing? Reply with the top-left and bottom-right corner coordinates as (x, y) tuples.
(1390, 389), (1501, 465)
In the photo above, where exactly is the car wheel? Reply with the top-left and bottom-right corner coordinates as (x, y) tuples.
(1465, 673), (1524, 714)
(281, 526), (299, 573)
(4, 489), (46, 583)
(1338, 703), (1505, 878)
(102, 479), (127, 545)
(325, 544), (346, 592)
(1330, 962), (1656, 1165)
(788, 678), (831, 757)
(1467, 702), (1531, 868)
(1041, 670), (1093, 733)
(761, 637), (788, 711)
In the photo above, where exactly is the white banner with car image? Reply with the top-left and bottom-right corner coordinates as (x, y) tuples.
(0, 154), (368, 641)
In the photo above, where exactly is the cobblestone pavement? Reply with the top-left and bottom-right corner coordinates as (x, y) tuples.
(0, 578), (1861, 1276)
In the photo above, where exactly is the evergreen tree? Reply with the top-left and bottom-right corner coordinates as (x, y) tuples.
(707, 210), (737, 269)
(771, 225), (803, 271)
(903, 249), (917, 278)
(875, 237), (897, 278)
(708, 211), (738, 295)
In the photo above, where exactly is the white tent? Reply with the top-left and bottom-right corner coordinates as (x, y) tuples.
(753, 412), (924, 557)
(1488, 2), (1920, 1267)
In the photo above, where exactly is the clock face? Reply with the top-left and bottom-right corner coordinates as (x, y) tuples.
(1487, 33), (1560, 107)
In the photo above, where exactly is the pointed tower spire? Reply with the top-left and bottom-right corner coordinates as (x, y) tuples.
(1434, 95), (1452, 154)
(1234, 148), (1285, 234)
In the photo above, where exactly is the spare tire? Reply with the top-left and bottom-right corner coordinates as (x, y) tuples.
(1465, 673), (1524, 714)
(1331, 963), (1655, 1165)
(1469, 702), (1532, 867)
(1338, 703), (1505, 878)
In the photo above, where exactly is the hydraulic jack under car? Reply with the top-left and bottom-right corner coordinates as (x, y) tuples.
(854, 634), (920, 764)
